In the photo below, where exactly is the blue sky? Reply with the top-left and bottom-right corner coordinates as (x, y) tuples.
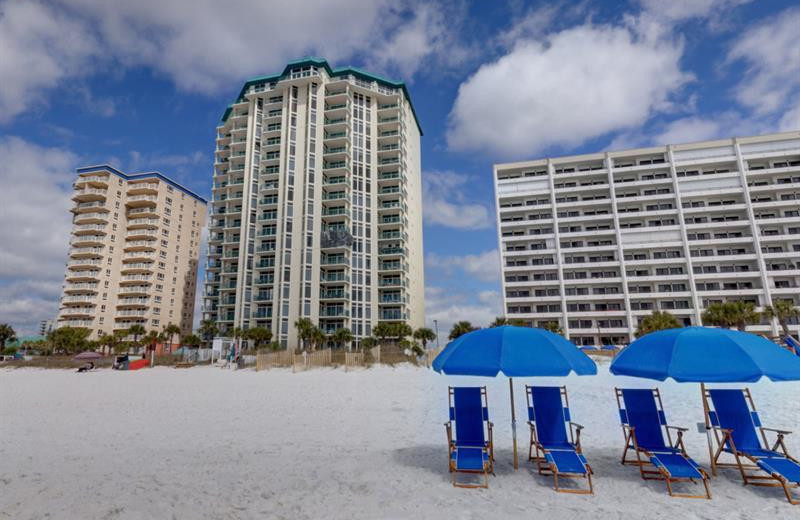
(0, 0), (798, 338)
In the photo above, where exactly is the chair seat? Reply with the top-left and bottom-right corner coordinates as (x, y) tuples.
(545, 449), (589, 475)
(757, 457), (800, 484)
(451, 447), (489, 471)
(724, 446), (781, 459)
(640, 445), (680, 454)
(650, 453), (704, 479)
(541, 441), (576, 451)
(454, 439), (487, 448)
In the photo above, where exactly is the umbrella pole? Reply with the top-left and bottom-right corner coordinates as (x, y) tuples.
(700, 382), (716, 476)
(510, 377), (518, 470)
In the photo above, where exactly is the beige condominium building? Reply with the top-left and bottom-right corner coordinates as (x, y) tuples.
(204, 57), (425, 349)
(494, 131), (800, 346)
(57, 165), (207, 340)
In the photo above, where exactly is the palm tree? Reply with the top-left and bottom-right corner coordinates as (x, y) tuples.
(309, 326), (326, 351)
(181, 334), (202, 347)
(702, 303), (731, 328)
(0, 324), (17, 348)
(373, 322), (393, 346)
(540, 321), (564, 336)
(198, 319), (218, 346)
(413, 327), (436, 349)
(635, 311), (682, 337)
(727, 301), (760, 331)
(294, 318), (315, 351)
(246, 327), (273, 349)
(126, 324), (146, 353)
(360, 336), (377, 351)
(448, 321), (476, 340)
(163, 323), (182, 353)
(331, 327), (353, 350)
(97, 333), (116, 355)
(763, 299), (800, 339)
(143, 330), (167, 357)
(394, 323), (413, 341)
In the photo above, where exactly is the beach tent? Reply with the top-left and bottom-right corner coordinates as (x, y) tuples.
(432, 326), (596, 469)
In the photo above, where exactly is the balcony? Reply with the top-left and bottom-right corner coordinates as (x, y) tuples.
(58, 319), (93, 328)
(74, 175), (109, 187)
(320, 307), (349, 318)
(320, 289), (349, 300)
(127, 182), (159, 195)
(378, 246), (406, 256)
(64, 282), (99, 293)
(73, 212), (108, 225)
(118, 285), (149, 296)
(117, 297), (150, 307)
(73, 201), (107, 213)
(68, 258), (102, 269)
(125, 228), (158, 239)
(126, 194), (158, 207)
(61, 295), (96, 304)
(127, 207), (158, 218)
(321, 272), (348, 283)
(69, 246), (103, 257)
(380, 310), (405, 321)
(119, 262), (154, 273)
(116, 309), (148, 318)
(72, 187), (107, 202)
(73, 224), (107, 235)
(122, 251), (156, 261)
(127, 217), (159, 228)
(123, 240), (156, 251)
(322, 191), (348, 202)
(120, 274), (152, 283)
(321, 255), (349, 266)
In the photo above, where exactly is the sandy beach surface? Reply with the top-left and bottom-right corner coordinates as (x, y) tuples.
(1, 361), (798, 519)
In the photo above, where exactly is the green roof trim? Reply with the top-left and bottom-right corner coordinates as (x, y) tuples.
(219, 57), (422, 135)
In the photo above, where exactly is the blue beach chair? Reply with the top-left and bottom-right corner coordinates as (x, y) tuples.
(705, 388), (800, 504)
(445, 386), (494, 488)
(615, 388), (711, 499)
(784, 335), (800, 356)
(526, 385), (593, 494)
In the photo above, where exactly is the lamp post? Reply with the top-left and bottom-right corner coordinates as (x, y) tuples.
(433, 319), (440, 350)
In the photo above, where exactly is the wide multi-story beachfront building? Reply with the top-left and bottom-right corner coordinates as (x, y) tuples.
(57, 165), (207, 340)
(204, 58), (425, 349)
(494, 131), (800, 346)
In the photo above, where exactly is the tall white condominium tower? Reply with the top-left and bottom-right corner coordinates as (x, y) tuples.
(57, 166), (207, 340)
(204, 58), (425, 349)
(494, 131), (800, 346)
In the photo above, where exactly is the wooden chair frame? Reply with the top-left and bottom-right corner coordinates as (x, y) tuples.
(445, 386), (494, 488)
(615, 387), (711, 499)
(526, 385), (593, 494)
(703, 386), (799, 504)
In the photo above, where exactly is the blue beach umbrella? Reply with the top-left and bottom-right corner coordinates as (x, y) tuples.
(432, 326), (597, 469)
(610, 326), (800, 469)
(610, 326), (800, 382)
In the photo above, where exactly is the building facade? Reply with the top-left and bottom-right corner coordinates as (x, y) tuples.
(494, 132), (800, 346)
(57, 166), (207, 340)
(204, 58), (425, 349)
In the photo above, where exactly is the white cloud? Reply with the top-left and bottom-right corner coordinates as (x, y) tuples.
(426, 249), (500, 283)
(425, 286), (502, 345)
(0, 0), (469, 125)
(727, 7), (800, 116)
(446, 23), (690, 159)
(0, 1), (99, 123)
(0, 136), (79, 335)
(637, 0), (753, 23)
(778, 97), (800, 131)
(422, 170), (492, 229)
(653, 117), (723, 145)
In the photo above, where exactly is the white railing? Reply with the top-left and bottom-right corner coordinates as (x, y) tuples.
(120, 263), (153, 270)
(68, 259), (102, 267)
(128, 182), (158, 191)
(76, 175), (108, 184)
(125, 229), (158, 238)
(74, 212), (108, 221)
(62, 295), (95, 303)
(117, 298), (149, 305)
(64, 283), (99, 291)
(117, 309), (148, 317)
(59, 320), (93, 327)
(122, 251), (155, 259)
(74, 224), (106, 232)
(127, 195), (157, 203)
(124, 240), (156, 248)
(121, 274), (152, 282)
(74, 188), (106, 196)
(70, 247), (103, 255)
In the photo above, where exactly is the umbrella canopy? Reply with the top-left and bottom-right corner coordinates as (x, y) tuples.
(74, 351), (102, 361)
(432, 326), (597, 377)
(610, 326), (800, 383)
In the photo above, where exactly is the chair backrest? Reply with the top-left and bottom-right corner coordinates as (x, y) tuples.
(708, 389), (763, 452)
(528, 386), (569, 446)
(619, 389), (667, 450)
(450, 387), (487, 446)
(785, 336), (800, 355)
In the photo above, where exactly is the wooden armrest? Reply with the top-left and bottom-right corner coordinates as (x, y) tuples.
(570, 422), (584, 431)
(762, 427), (791, 435)
(666, 425), (688, 433)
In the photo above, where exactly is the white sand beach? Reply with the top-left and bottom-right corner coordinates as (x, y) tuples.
(1, 361), (798, 519)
